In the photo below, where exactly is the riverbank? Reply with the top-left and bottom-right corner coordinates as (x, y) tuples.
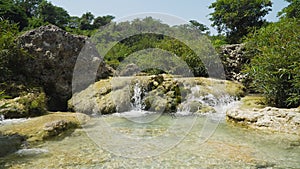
(226, 96), (300, 135)
(0, 112), (89, 157)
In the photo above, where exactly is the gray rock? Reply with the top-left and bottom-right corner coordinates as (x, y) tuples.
(0, 90), (47, 118)
(0, 134), (24, 157)
(227, 106), (300, 134)
(17, 25), (113, 111)
(43, 119), (78, 138)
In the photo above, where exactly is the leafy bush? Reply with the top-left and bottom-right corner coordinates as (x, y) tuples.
(0, 20), (29, 82)
(244, 18), (300, 108)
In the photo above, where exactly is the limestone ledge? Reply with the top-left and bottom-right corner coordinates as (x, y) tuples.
(227, 101), (300, 135)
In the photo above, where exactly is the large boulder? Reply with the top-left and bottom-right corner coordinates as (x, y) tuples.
(17, 25), (113, 111)
(0, 112), (89, 143)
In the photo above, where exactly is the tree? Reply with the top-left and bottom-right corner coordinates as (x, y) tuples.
(278, 0), (300, 19)
(0, 0), (28, 30)
(209, 0), (272, 44)
(79, 12), (94, 30)
(16, 0), (43, 17)
(67, 16), (80, 29)
(189, 20), (210, 34)
(93, 15), (115, 28)
(37, 0), (70, 28)
(244, 18), (300, 108)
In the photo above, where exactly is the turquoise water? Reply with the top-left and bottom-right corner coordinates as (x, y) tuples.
(1, 114), (299, 169)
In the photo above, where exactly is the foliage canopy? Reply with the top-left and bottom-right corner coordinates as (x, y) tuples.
(278, 0), (300, 19)
(209, 0), (272, 44)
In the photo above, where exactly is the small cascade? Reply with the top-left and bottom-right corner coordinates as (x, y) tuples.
(131, 82), (145, 111)
(177, 85), (238, 117)
(0, 114), (4, 121)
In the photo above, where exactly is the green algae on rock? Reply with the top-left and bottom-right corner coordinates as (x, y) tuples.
(0, 89), (47, 119)
(0, 112), (89, 143)
(69, 75), (245, 115)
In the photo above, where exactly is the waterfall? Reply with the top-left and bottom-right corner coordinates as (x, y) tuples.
(0, 114), (4, 122)
(131, 82), (145, 111)
(177, 85), (238, 117)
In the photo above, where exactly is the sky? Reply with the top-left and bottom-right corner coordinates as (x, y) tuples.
(50, 0), (289, 34)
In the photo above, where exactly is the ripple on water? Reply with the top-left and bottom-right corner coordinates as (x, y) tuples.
(0, 115), (299, 168)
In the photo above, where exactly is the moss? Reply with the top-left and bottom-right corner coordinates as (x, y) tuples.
(239, 95), (266, 109)
(70, 75), (246, 115)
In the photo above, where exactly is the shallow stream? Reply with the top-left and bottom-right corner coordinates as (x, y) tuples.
(1, 113), (299, 169)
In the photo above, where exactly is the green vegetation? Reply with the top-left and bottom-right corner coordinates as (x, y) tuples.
(0, 0), (299, 109)
(93, 18), (219, 77)
(0, 0), (114, 33)
(209, 0), (272, 44)
(244, 18), (300, 108)
(278, 0), (300, 19)
(0, 20), (29, 82)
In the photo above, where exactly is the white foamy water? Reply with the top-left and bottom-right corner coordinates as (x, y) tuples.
(15, 148), (49, 156)
(0, 118), (28, 125)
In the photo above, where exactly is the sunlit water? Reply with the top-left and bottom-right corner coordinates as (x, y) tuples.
(1, 113), (300, 169)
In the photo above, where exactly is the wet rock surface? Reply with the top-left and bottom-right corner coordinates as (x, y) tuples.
(0, 134), (24, 157)
(69, 75), (245, 115)
(43, 119), (78, 139)
(0, 112), (88, 143)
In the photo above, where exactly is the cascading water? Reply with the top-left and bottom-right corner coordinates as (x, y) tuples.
(131, 82), (145, 111)
(115, 82), (161, 123)
(177, 84), (238, 117)
(0, 114), (4, 121)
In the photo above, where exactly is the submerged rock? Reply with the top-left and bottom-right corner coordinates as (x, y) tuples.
(0, 134), (24, 157)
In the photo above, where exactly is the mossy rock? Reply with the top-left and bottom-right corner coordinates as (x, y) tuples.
(196, 105), (216, 114)
(0, 89), (47, 118)
(69, 75), (245, 115)
(0, 112), (88, 143)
